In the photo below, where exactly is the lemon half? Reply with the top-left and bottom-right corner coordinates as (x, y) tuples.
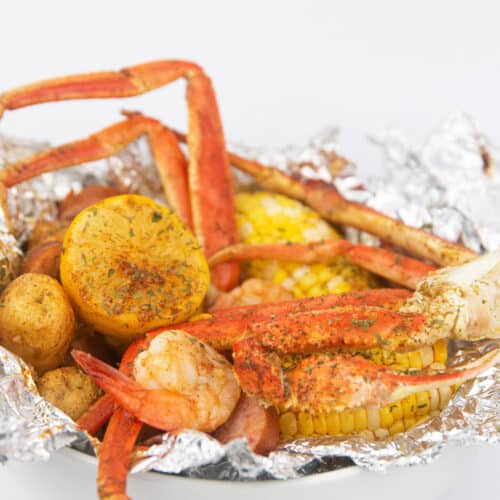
(60, 194), (209, 341)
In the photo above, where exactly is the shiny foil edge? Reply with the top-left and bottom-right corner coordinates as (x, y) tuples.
(0, 113), (499, 479)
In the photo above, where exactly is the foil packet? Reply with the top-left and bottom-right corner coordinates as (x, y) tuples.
(0, 113), (499, 478)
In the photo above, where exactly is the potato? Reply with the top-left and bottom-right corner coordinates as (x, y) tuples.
(28, 219), (67, 250)
(38, 366), (102, 421)
(0, 273), (75, 374)
(21, 240), (62, 279)
(58, 185), (123, 222)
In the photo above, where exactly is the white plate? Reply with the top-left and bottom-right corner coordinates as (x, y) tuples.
(51, 444), (499, 500)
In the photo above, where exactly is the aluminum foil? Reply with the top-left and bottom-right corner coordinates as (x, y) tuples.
(0, 113), (499, 480)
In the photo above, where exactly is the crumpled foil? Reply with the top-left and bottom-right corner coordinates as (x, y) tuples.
(0, 112), (499, 479)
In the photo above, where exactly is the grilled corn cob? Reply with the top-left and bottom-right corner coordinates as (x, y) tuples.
(235, 192), (378, 297)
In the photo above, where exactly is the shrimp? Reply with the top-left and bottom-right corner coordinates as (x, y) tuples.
(73, 329), (241, 433)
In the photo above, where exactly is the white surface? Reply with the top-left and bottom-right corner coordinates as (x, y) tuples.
(1, 444), (499, 500)
(1, 0), (499, 499)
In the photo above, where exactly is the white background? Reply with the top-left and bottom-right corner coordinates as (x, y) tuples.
(0, 1), (499, 499)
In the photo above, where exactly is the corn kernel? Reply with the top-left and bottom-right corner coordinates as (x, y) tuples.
(298, 271), (318, 292)
(368, 349), (384, 365)
(366, 406), (381, 431)
(326, 412), (341, 435)
(382, 349), (396, 366)
(281, 278), (295, 291)
(379, 406), (394, 428)
(340, 410), (355, 434)
(408, 350), (423, 370)
(419, 345), (434, 368)
(353, 408), (368, 431)
(389, 420), (405, 436)
(298, 412), (314, 435)
(402, 394), (416, 418)
(313, 413), (328, 435)
(327, 279), (351, 294)
(433, 340), (448, 364)
(308, 285), (326, 297)
(388, 401), (403, 421)
(395, 352), (410, 370)
(278, 403), (289, 413)
(272, 268), (289, 285)
(279, 412), (298, 438)
(316, 266), (334, 284)
(415, 392), (430, 416)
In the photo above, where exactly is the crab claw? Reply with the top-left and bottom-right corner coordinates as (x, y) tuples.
(286, 348), (500, 412)
(401, 250), (500, 348)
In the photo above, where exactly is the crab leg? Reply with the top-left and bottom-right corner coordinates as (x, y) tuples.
(172, 288), (412, 350)
(0, 60), (239, 290)
(227, 153), (476, 267)
(0, 114), (192, 228)
(235, 339), (499, 409)
(173, 129), (475, 268)
(286, 349), (500, 412)
(208, 240), (437, 289)
(0, 61), (202, 114)
(232, 305), (427, 402)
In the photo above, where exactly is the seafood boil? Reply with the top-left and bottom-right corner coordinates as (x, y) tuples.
(0, 61), (498, 500)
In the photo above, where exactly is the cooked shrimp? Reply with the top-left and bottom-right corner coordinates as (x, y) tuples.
(73, 329), (241, 432)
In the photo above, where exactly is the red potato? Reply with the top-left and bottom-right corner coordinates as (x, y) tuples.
(27, 219), (67, 250)
(213, 394), (279, 455)
(21, 240), (62, 279)
(58, 185), (123, 221)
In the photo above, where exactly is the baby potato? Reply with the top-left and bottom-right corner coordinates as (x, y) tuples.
(58, 185), (123, 222)
(28, 219), (67, 250)
(38, 366), (102, 421)
(21, 240), (62, 279)
(0, 273), (75, 374)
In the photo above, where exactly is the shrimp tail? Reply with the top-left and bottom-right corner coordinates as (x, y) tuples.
(72, 350), (198, 431)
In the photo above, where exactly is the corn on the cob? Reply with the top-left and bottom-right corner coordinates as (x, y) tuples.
(347, 338), (448, 372)
(278, 339), (452, 440)
(235, 192), (378, 297)
(279, 384), (458, 440)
